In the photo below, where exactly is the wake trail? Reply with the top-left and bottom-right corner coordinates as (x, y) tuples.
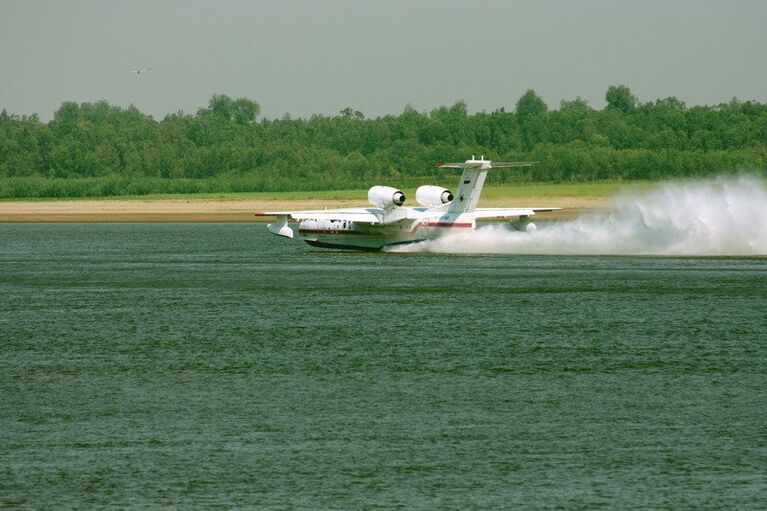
(390, 175), (767, 256)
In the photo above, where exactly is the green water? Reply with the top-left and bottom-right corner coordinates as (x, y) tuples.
(2, 224), (766, 509)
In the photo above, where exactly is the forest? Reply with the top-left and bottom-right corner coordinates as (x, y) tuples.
(0, 85), (765, 198)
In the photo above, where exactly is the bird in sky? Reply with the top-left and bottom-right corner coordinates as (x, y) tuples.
(131, 67), (152, 75)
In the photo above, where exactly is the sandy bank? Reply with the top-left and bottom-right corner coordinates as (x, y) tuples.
(0, 196), (611, 222)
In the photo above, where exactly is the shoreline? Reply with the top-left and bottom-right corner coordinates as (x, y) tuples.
(0, 196), (611, 223)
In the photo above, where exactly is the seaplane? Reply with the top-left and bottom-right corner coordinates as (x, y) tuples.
(254, 157), (560, 250)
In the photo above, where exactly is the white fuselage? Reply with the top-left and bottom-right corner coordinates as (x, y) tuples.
(298, 212), (474, 250)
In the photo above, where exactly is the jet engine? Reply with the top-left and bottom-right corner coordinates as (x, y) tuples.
(415, 185), (454, 207)
(368, 185), (406, 208)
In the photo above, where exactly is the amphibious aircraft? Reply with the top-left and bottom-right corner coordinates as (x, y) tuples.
(254, 157), (560, 250)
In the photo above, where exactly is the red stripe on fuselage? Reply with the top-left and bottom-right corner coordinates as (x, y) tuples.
(422, 222), (473, 228)
(298, 222), (472, 236)
(298, 229), (375, 235)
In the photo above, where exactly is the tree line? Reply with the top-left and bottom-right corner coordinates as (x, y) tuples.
(0, 86), (765, 197)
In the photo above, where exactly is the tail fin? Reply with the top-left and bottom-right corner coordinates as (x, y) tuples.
(435, 158), (534, 213)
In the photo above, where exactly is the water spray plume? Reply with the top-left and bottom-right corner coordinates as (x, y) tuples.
(391, 175), (767, 256)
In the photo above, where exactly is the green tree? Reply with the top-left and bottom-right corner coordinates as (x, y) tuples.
(198, 94), (260, 124)
(515, 89), (548, 123)
(605, 85), (637, 113)
(515, 90), (548, 149)
(338, 107), (364, 120)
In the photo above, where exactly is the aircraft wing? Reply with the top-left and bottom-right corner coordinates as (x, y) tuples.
(473, 207), (561, 220)
(254, 207), (383, 223)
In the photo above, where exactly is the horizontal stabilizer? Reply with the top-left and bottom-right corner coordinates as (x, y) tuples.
(485, 161), (536, 168)
(436, 162), (482, 169)
(436, 161), (535, 169)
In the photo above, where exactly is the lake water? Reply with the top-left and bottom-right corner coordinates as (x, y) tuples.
(1, 223), (766, 508)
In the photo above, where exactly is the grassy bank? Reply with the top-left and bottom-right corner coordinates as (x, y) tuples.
(0, 175), (312, 200)
(0, 176), (658, 202)
(3, 174), (762, 206)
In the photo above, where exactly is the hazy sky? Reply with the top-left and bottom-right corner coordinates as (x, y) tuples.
(1, 0), (766, 120)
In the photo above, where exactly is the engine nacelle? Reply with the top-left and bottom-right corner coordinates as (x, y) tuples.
(415, 185), (454, 207)
(368, 185), (406, 208)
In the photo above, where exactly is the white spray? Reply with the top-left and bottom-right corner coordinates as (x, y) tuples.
(391, 175), (767, 256)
